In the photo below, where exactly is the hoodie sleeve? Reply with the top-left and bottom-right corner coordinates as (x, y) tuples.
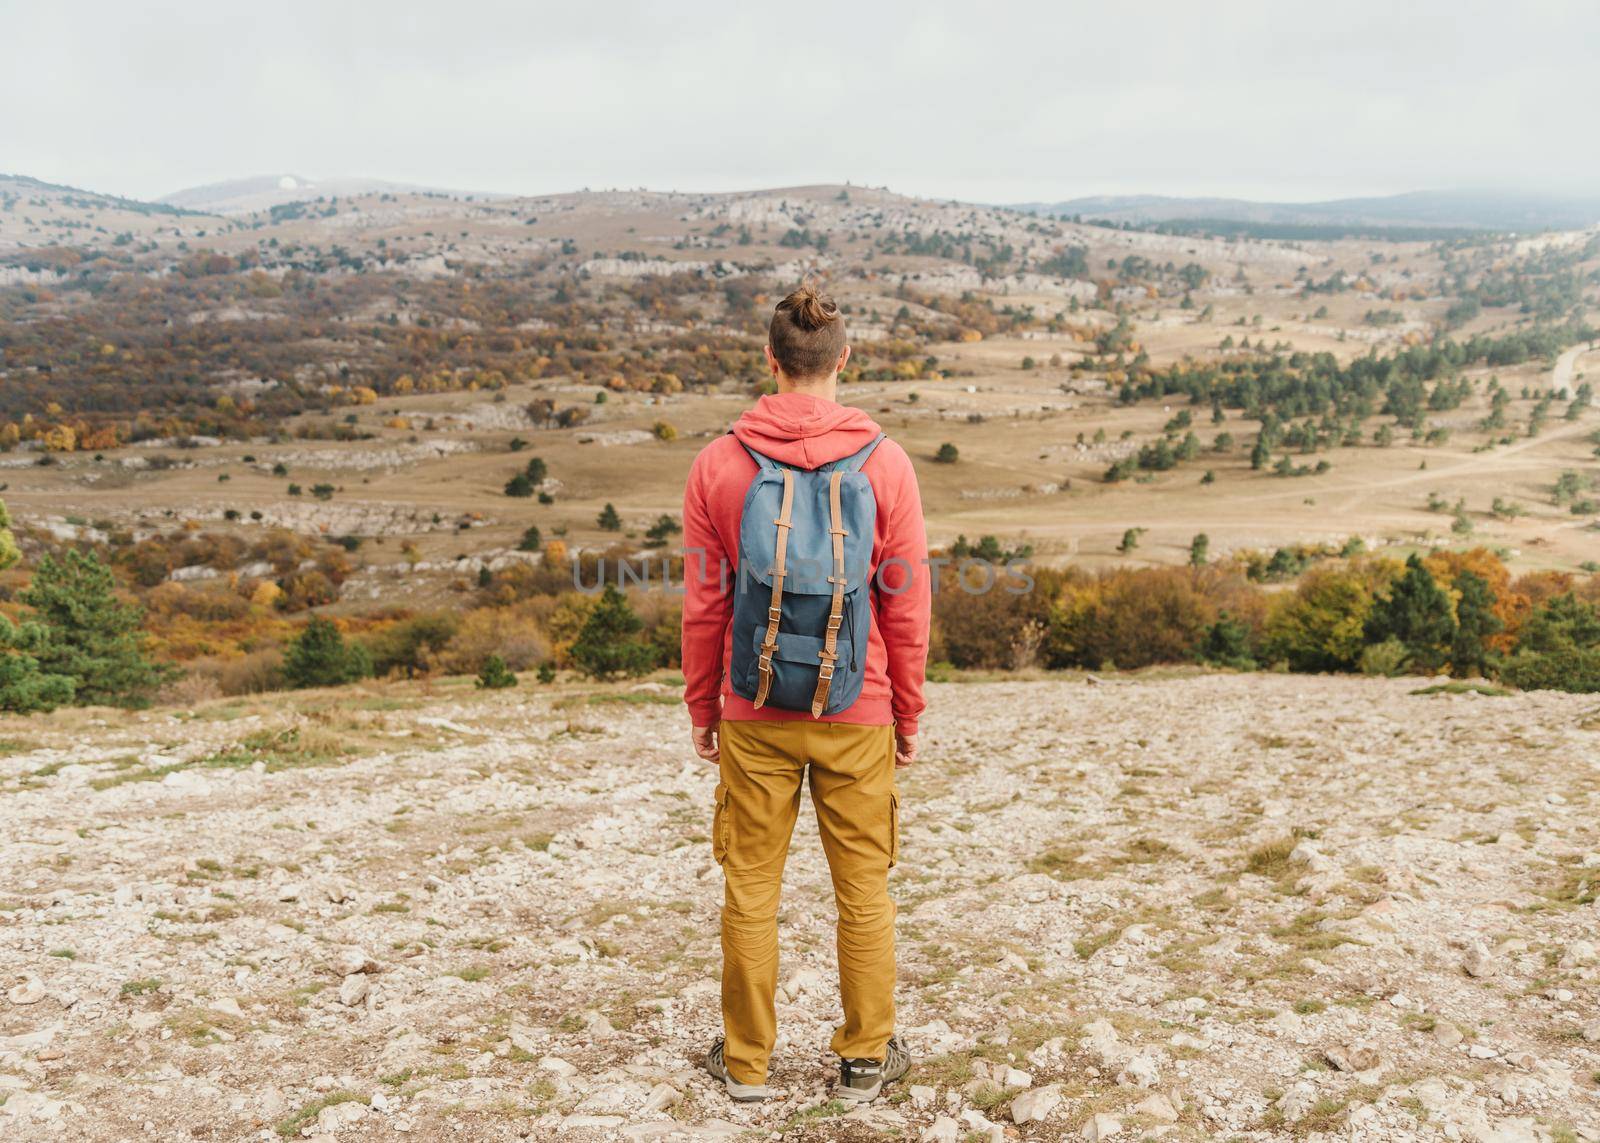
(872, 442), (931, 737)
(681, 446), (731, 727)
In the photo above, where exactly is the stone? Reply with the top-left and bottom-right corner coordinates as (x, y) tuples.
(642, 1082), (679, 1114)
(1463, 942), (1495, 978)
(909, 1084), (937, 1109)
(1581, 1020), (1600, 1044)
(1135, 1093), (1180, 1122)
(1434, 1021), (1464, 1048)
(1276, 1083), (1318, 1123)
(508, 1019), (540, 1054)
(338, 975), (370, 1007)
(1081, 1112), (1122, 1140)
(1560, 940), (1596, 967)
(539, 1055), (578, 1077)
(276, 882), (303, 903)
(1325, 1043), (1381, 1073)
(316, 1100), (366, 1131)
(1010, 1083), (1061, 1124)
(7, 980), (45, 1006)
(919, 1117), (960, 1143)
(332, 947), (379, 976)
(1000, 1065), (1032, 1088)
(207, 998), (243, 1019)
(1117, 1051), (1162, 1087)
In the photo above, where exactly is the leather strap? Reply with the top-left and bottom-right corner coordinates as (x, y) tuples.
(811, 470), (848, 717)
(753, 468), (794, 708)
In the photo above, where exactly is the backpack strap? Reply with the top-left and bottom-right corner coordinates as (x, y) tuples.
(821, 433), (885, 474)
(752, 467), (794, 709)
(810, 469), (849, 717)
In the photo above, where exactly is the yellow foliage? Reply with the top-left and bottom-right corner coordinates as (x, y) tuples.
(40, 424), (76, 452)
(958, 329), (984, 343)
(350, 386), (378, 405)
(250, 580), (284, 608)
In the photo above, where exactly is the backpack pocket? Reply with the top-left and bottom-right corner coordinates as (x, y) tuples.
(745, 626), (865, 715)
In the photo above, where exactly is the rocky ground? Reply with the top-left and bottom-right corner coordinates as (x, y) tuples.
(1, 672), (1598, 1142)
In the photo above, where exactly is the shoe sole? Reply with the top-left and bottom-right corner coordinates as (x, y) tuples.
(834, 1080), (883, 1103)
(725, 1079), (771, 1102)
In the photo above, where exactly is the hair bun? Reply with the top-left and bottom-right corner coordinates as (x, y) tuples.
(784, 283), (839, 331)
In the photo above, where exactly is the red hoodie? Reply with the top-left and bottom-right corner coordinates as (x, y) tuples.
(681, 392), (930, 736)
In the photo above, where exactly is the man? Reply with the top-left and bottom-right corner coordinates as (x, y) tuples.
(680, 283), (930, 1103)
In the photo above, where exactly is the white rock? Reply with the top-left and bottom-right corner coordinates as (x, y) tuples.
(1560, 940), (1596, 967)
(316, 1100), (366, 1131)
(332, 947), (379, 976)
(1000, 1065), (1032, 1089)
(1117, 1051), (1161, 1087)
(539, 1055), (578, 1077)
(642, 1082), (679, 1113)
(338, 974), (370, 1007)
(919, 1116), (960, 1143)
(7, 979), (45, 1006)
(1276, 1082), (1318, 1123)
(1081, 1112), (1122, 1140)
(1581, 1020), (1600, 1044)
(1009, 1083), (1061, 1124)
(1434, 1021), (1464, 1048)
(1463, 942), (1495, 978)
(276, 882), (303, 902)
(909, 1084), (937, 1109)
(207, 997), (243, 1019)
(1135, 1093), (1180, 1122)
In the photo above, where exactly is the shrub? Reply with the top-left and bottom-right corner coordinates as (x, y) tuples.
(1264, 566), (1380, 673)
(476, 655), (517, 689)
(1358, 638), (1411, 677)
(934, 442), (959, 464)
(282, 617), (370, 688)
(570, 586), (655, 679)
(1047, 567), (1221, 670)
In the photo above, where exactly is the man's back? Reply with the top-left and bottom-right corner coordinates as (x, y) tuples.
(680, 392), (930, 740)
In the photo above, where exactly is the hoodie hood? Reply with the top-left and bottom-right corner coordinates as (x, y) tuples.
(731, 392), (883, 470)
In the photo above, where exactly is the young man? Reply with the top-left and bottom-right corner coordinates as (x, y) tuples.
(680, 283), (930, 1103)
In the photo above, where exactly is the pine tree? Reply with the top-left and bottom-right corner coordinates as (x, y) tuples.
(1189, 533), (1210, 566)
(1200, 611), (1256, 670)
(504, 472), (534, 497)
(597, 503), (623, 532)
(19, 549), (171, 707)
(1364, 555), (1457, 673)
(934, 442), (960, 464)
(1450, 569), (1502, 677)
(283, 617), (371, 688)
(536, 661), (557, 684)
(570, 586), (655, 679)
(476, 654), (517, 689)
(518, 525), (542, 552)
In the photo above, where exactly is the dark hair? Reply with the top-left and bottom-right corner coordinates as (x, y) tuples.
(769, 282), (846, 379)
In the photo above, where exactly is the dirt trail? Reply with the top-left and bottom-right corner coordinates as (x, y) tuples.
(0, 674), (1597, 1141)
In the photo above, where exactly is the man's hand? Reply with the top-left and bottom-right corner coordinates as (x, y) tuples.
(894, 732), (918, 769)
(691, 725), (720, 764)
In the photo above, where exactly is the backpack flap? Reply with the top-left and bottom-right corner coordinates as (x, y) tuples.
(737, 470), (875, 596)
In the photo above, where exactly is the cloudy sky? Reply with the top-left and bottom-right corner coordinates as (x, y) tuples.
(4, 0), (1596, 205)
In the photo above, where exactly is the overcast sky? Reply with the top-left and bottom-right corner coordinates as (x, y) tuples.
(4, 0), (1596, 205)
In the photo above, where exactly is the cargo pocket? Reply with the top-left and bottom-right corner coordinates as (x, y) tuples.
(712, 782), (730, 865)
(888, 789), (900, 869)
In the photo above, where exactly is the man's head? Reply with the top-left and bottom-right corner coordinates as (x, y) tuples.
(764, 282), (850, 393)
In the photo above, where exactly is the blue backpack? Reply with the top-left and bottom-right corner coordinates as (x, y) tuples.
(728, 434), (885, 717)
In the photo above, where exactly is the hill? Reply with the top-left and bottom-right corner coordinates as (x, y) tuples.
(159, 174), (502, 215)
(1014, 190), (1600, 233)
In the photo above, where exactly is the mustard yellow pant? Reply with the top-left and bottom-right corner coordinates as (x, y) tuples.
(712, 720), (899, 1085)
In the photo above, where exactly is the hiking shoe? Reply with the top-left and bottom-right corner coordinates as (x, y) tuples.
(704, 1037), (771, 1102)
(836, 1035), (912, 1103)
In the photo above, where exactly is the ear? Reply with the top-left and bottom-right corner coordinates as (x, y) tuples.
(836, 344), (851, 374)
(763, 345), (781, 377)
